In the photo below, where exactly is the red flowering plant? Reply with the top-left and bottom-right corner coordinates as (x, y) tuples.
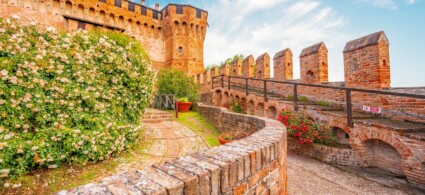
(277, 109), (337, 145)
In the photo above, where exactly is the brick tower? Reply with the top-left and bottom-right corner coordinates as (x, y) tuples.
(161, 4), (208, 75)
(343, 31), (390, 89)
(300, 42), (328, 84)
(273, 48), (293, 81)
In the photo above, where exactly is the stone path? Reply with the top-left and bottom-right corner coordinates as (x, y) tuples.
(141, 121), (210, 162)
(287, 151), (423, 195)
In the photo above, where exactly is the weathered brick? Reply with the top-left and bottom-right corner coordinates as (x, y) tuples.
(101, 173), (144, 195)
(249, 168), (270, 187)
(192, 154), (231, 193)
(233, 183), (247, 195)
(170, 159), (211, 195)
(137, 167), (184, 195)
(153, 163), (199, 194)
(179, 156), (221, 195)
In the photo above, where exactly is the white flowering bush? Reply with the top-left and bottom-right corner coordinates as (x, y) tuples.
(0, 17), (154, 178)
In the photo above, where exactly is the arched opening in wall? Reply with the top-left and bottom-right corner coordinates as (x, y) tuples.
(52, 0), (61, 15)
(109, 13), (115, 26)
(214, 90), (222, 107)
(332, 127), (350, 148)
(223, 92), (230, 109)
(383, 60), (387, 66)
(118, 16), (124, 28)
(306, 70), (314, 82)
(99, 10), (106, 24)
(266, 106), (277, 120)
(38, 0), (47, 13)
(9, 0), (18, 6)
(191, 23), (194, 35)
(77, 4), (84, 19)
(287, 63), (290, 67)
(182, 22), (187, 35)
(256, 103), (265, 117)
(247, 100), (255, 115)
(196, 25), (199, 37)
(88, 7), (95, 21)
(143, 23), (148, 35)
(151, 25), (156, 38)
(24, 0), (33, 9)
(174, 21), (180, 35)
(135, 21), (141, 34)
(127, 19), (133, 33)
(157, 27), (162, 39)
(65, 1), (73, 16)
(240, 98), (247, 112)
(363, 139), (405, 177)
(322, 62), (326, 67)
(178, 47), (183, 55)
(258, 71), (262, 78)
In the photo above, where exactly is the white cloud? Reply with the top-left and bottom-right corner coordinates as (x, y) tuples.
(204, 0), (347, 81)
(356, 0), (417, 9)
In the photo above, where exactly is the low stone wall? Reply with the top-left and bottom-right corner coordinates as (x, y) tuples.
(288, 137), (360, 166)
(59, 104), (288, 195)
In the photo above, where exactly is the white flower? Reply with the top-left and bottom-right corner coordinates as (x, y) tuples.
(0, 169), (10, 178)
(11, 15), (20, 20)
(17, 148), (23, 154)
(0, 142), (7, 150)
(0, 99), (5, 105)
(48, 165), (58, 169)
(46, 26), (56, 33)
(31, 146), (39, 151)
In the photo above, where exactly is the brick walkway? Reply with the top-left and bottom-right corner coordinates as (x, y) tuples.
(142, 121), (210, 163)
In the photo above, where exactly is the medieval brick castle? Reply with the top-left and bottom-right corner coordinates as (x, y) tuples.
(0, 0), (208, 75)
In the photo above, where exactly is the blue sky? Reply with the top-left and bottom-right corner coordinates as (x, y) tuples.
(134, 0), (425, 87)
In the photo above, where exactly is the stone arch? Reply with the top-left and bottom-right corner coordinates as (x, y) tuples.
(247, 100), (255, 115)
(363, 139), (404, 177)
(65, 1), (73, 15)
(24, 0), (33, 9)
(109, 13), (115, 26)
(332, 127), (350, 147)
(213, 90), (222, 107)
(118, 16), (125, 28)
(88, 7), (95, 21)
(266, 106), (277, 120)
(127, 19), (133, 33)
(51, 0), (61, 15)
(174, 21), (180, 35)
(357, 132), (413, 160)
(135, 21), (141, 34)
(76, 4), (84, 18)
(98, 10), (106, 24)
(182, 21), (187, 35)
(143, 23), (148, 35)
(195, 25), (199, 37)
(256, 103), (265, 117)
(240, 97), (247, 112)
(223, 92), (230, 109)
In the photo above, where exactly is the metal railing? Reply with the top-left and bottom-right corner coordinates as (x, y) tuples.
(211, 75), (425, 128)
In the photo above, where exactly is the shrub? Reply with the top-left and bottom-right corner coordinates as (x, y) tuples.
(0, 17), (154, 178)
(155, 69), (199, 102)
(177, 97), (189, 102)
(231, 100), (245, 114)
(277, 109), (337, 145)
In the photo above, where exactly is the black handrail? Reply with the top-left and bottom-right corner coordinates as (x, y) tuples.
(211, 75), (425, 128)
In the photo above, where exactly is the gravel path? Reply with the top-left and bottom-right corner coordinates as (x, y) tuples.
(287, 151), (424, 195)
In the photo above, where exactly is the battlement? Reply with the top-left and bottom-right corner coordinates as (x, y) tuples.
(0, 0), (208, 75)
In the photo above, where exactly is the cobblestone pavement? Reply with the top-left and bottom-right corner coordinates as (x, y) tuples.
(287, 151), (424, 195)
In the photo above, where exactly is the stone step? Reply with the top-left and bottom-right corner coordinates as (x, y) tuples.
(141, 118), (173, 123)
(355, 118), (425, 135)
(142, 115), (173, 119)
(303, 105), (344, 111)
(323, 110), (377, 120)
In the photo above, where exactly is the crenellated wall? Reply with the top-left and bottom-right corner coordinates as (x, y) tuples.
(61, 104), (288, 194)
(0, 0), (208, 75)
(198, 31), (425, 124)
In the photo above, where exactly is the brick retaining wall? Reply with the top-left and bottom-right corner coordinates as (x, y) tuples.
(60, 104), (288, 194)
(288, 137), (360, 166)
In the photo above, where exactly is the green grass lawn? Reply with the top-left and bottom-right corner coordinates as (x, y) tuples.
(173, 111), (221, 147)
